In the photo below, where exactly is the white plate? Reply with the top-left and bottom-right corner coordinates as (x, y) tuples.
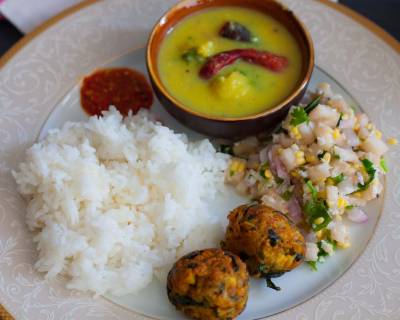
(0, 1), (399, 319)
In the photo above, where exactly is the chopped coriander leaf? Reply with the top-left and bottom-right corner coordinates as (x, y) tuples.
(336, 113), (343, 127)
(275, 177), (284, 185)
(307, 261), (318, 271)
(281, 190), (293, 201)
(259, 162), (269, 179)
(345, 205), (355, 210)
(355, 159), (376, 192)
(219, 144), (234, 155)
(330, 173), (345, 185)
(304, 95), (322, 114)
(307, 240), (337, 271)
(380, 158), (388, 173)
(304, 199), (332, 231)
(305, 180), (317, 200)
(317, 151), (327, 160)
(290, 107), (309, 126)
(333, 153), (341, 160)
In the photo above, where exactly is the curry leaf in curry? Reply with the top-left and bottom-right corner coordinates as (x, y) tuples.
(182, 48), (205, 64)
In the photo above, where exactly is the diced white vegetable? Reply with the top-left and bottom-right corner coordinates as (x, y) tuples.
(298, 122), (315, 145)
(305, 242), (319, 261)
(331, 160), (355, 177)
(334, 146), (359, 163)
(328, 221), (349, 245)
(279, 147), (297, 171)
(326, 185), (339, 208)
(310, 105), (341, 128)
(278, 133), (295, 148)
(316, 83), (333, 99)
(360, 135), (388, 157)
(337, 178), (358, 195)
(314, 124), (334, 149)
(233, 136), (259, 156)
(261, 191), (288, 213)
(347, 207), (368, 223)
(339, 118), (356, 130)
(328, 97), (350, 114)
(247, 154), (260, 169)
(342, 128), (360, 147)
(259, 147), (269, 164)
(361, 179), (383, 201)
(320, 240), (334, 255)
(307, 162), (331, 182)
(358, 127), (370, 140)
(356, 113), (369, 127)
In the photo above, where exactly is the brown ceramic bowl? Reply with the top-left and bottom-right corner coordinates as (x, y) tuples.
(146, 0), (314, 139)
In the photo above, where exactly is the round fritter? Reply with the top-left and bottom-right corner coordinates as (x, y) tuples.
(167, 248), (249, 320)
(222, 203), (306, 279)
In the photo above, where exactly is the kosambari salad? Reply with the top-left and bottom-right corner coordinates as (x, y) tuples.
(224, 82), (397, 269)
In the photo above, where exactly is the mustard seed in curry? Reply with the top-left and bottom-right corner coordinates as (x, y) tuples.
(167, 248), (249, 320)
(222, 203), (305, 290)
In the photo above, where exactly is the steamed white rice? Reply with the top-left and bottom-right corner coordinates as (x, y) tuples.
(13, 107), (230, 296)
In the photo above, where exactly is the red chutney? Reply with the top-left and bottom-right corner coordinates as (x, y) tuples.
(80, 68), (153, 116)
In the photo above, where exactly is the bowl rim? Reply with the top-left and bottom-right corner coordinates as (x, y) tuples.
(146, 0), (315, 123)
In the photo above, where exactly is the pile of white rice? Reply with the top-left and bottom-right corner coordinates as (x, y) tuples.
(13, 108), (230, 296)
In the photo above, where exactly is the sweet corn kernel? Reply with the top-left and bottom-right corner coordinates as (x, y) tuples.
(263, 169), (273, 179)
(291, 170), (299, 177)
(342, 113), (349, 120)
(315, 230), (323, 239)
(295, 151), (305, 165)
(318, 189), (327, 199)
(336, 215), (343, 221)
(230, 160), (246, 173)
(197, 41), (214, 57)
(314, 217), (325, 225)
(305, 154), (317, 163)
(374, 130), (382, 139)
(337, 197), (348, 208)
(290, 126), (302, 140)
(332, 128), (341, 140)
(387, 137), (398, 145)
(337, 242), (351, 249)
(326, 179), (334, 186)
(322, 152), (331, 163)
(366, 123), (373, 130)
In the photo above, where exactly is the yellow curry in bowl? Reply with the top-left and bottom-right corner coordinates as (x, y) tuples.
(158, 6), (302, 118)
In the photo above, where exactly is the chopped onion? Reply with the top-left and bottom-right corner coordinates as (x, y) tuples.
(287, 198), (303, 224)
(342, 128), (360, 147)
(259, 147), (269, 164)
(268, 146), (289, 181)
(347, 207), (368, 223)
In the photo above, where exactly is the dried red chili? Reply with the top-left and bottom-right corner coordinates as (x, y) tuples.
(199, 49), (288, 79)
